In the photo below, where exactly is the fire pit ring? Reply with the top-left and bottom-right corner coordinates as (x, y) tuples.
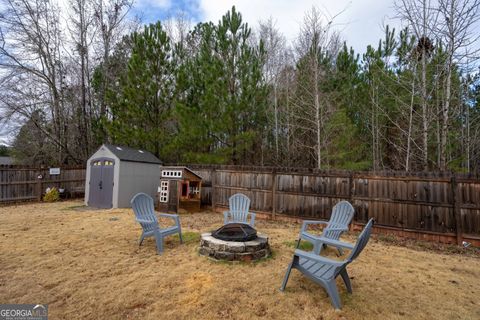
(199, 226), (270, 262)
(211, 223), (257, 242)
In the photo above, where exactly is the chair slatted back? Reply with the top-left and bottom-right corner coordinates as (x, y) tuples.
(346, 218), (374, 263)
(228, 193), (251, 223)
(131, 193), (158, 232)
(323, 201), (355, 240)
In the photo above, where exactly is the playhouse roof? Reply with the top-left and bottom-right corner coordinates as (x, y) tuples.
(161, 166), (203, 180)
(103, 144), (162, 164)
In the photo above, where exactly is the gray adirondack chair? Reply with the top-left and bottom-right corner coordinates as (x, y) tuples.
(223, 193), (256, 227)
(131, 193), (182, 255)
(281, 218), (374, 309)
(299, 201), (355, 255)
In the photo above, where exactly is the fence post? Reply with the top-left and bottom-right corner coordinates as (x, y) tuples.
(271, 169), (277, 220)
(349, 172), (355, 231)
(36, 170), (43, 201)
(211, 168), (216, 212)
(450, 175), (463, 246)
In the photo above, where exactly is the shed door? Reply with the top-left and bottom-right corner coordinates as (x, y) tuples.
(88, 158), (115, 208)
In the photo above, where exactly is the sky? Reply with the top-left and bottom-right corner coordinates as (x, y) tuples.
(131, 0), (401, 54)
(0, 0), (412, 146)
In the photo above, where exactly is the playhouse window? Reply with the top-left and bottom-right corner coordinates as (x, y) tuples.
(192, 187), (200, 195)
(160, 181), (168, 203)
(161, 170), (182, 178)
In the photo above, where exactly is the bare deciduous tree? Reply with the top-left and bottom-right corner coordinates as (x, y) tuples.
(0, 0), (75, 163)
(436, 0), (480, 170)
(258, 18), (286, 163)
(292, 7), (341, 169)
(396, 0), (439, 170)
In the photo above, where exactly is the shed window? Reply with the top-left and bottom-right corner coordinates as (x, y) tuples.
(160, 181), (168, 203)
(104, 160), (113, 166)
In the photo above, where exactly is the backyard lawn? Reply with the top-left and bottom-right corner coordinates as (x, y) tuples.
(0, 201), (479, 320)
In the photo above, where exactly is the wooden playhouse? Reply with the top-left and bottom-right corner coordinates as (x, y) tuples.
(157, 166), (202, 213)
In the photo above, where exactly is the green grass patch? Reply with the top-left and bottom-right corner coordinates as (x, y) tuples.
(171, 231), (201, 244)
(61, 205), (87, 211)
(283, 239), (314, 251)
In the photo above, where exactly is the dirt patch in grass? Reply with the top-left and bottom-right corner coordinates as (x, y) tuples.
(0, 201), (479, 319)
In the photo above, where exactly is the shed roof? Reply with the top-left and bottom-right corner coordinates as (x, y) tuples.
(103, 144), (162, 164)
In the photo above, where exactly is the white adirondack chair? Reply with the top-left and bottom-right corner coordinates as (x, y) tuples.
(223, 193), (256, 227)
(299, 201), (355, 255)
(131, 193), (182, 254)
(281, 219), (374, 309)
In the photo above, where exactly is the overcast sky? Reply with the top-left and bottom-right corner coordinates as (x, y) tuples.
(131, 0), (401, 54)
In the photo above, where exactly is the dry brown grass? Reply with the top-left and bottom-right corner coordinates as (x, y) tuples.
(1, 200), (479, 320)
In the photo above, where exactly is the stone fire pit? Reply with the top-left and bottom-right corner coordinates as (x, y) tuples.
(199, 232), (271, 262)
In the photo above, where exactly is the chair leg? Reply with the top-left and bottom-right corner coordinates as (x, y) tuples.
(325, 280), (342, 309)
(280, 258), (296, 291)
(340, 269), (352, 293)
(337, 247), (345, 256)
(295, 238), (301, 249)
(139, 232), (145, 246)
(178, 231), (183, 244)
(154, 231), (164, 255)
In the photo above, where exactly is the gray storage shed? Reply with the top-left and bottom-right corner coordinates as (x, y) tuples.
(85, 144), (162, 208)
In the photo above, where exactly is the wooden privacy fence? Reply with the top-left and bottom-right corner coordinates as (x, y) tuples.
(0, 165), (86, 203)
(187, 165), (480, 246)
(2, 163), (479, 246)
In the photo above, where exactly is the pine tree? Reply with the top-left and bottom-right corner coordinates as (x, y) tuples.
(105, 22), (175, 159)
(174, 6), (268, 164)
(174, 22), (229, 163)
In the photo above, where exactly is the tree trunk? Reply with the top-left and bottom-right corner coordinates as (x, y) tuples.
(274, 83), (279, 163)
(421, 43), (428, 170)
(421, 0), (429, 171)
(406, 64), (417, 171)
(314, 66), (321, 169)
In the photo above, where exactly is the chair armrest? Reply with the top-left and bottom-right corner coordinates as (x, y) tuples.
(316, 237), (355, 250)
(301, 220), (328, 234)
(300, 231), (322, 243)
(223, 211), (230, 224)
(159, 213), (181, 227)
(249, 212), (256, 227)
(294, 249), (344, 267)
(159, 213), (179, 219)
(325, 226), (349, 232)
(135, 218), (157, 229)
(136, 218), (154, 224)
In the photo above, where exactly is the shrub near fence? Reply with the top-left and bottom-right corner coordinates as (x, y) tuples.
(187, 165), (480, 246)
(0, 165), (85, 203)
